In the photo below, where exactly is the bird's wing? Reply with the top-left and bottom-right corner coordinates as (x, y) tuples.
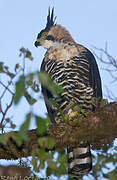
(82, 47), (102, 99)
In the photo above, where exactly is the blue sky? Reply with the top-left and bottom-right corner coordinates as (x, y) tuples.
(0, 0), (117, 129)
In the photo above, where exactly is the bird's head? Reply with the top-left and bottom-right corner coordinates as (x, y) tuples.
(34, 8), (75, 49)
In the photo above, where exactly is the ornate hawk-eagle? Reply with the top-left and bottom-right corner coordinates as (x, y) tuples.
(35, 8), (102, 178)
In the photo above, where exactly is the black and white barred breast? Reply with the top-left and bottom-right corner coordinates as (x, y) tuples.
(44, 51), (94, 122)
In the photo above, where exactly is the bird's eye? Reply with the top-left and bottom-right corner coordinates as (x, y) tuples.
(42, 32), (48, 37)
(46, 35), (55, 41)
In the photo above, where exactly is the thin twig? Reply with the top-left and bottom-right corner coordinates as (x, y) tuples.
(1, 95), (14, 124)
(92, 46), (117, 100)
(93, 46), (117, 68)
(0, 81), (14, 97)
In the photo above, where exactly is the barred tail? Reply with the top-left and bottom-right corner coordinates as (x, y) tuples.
(67, 143), (92, 177)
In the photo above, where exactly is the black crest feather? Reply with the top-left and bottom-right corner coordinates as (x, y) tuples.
(45, 7), (56, 30)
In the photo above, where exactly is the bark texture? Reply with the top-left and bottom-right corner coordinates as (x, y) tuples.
(0, 102), (117, 160)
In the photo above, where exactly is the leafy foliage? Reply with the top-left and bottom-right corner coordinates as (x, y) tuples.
(0, 47), (117, 180)
(19, 47), (33, 61)
(24, 90), (37, 105)
(36, 116), (48, 136)
(0, 61), (15, 78)
(38, 71), (63, 95)
(17, 113), (31, 143)
(14, 75), (25, 104)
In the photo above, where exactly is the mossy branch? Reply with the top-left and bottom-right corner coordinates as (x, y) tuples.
(0, 102), (117, 160)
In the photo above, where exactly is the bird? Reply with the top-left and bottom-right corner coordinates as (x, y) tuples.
(35, 7), (102, 178)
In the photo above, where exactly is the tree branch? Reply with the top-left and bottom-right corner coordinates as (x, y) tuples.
(0, 102), (117, 160)
(0, 165), (30, 178)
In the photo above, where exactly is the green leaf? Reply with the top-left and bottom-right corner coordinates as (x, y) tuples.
(0, 62), (4, 66)
(26, 73), (33, 86)
(0, 62), (4, 72)
(19, 47), (33, 61)
(45, 137), (55, 149)
(46, 167), (53, 176)
(14, 63), (20, 72)
(20, 113), (31, 132)
(38, 137), (47, 148)
(6, 71), (15, 78)
(38, 137), (55, 150)
(38, 72), (63, 95)
(4, 66), (9, 70)
(24, 90), (37, 105)
(31, 81), (40, 93)
(17, 113), (31, 144)
(5, 118), (11, 123)
(0, 134), (9, 145)
(108, 168), (117, 180)
(38, 149), (46, 160)
(36, 116), (47, 135)
(0, 62), (5, 73)
(38, 149), (46, 169)
(47, 159), (57, 170)
(14, 75), (25, 105)
(0, 62), (15, 78)
(25, 50), (33, 61)
(56, 164), (67, 174)
(10, 123), (16, 129)
(58, 154), (67, 164)
(31, 157), (39, 172)
(20, 47), (26, 53)
(26, 80), (33, 86)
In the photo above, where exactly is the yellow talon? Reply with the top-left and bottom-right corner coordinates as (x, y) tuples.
(69, 112), (78, 119)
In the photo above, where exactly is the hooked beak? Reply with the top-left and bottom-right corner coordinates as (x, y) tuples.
(34, 39), (41, 47)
